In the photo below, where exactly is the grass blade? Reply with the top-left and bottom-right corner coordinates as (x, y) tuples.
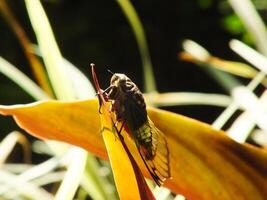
(212, 40), (267, 130)
(213, 0), (267, 131)
(230, 39), (267, 74)
(227, 89), (267, 142)
(116, 0), (156, 92)
(24, 0), (74, 100)
(54, 148), (87, 200)
(0, 57), (49, 100)
(182, 40), (241, 92)
(62, 60), (95, 99)
(30, 44), (95, 99)
(0, 1), (53, 96)
(0, 170), (53, 200)
(144, 92), (232, 107)
(24, 2), (99, 200)
(180, 51), (259, 79)
(81, 155), (118, 200)
(0, 131), (30, 165)
(228, 0), (267, 55)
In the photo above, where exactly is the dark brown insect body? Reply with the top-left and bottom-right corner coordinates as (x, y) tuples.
(104, 73), (171, 186)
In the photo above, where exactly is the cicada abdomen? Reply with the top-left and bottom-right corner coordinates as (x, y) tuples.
(104, 73), (171, 186)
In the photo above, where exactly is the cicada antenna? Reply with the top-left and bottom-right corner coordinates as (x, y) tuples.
(107, 69), (114, 75)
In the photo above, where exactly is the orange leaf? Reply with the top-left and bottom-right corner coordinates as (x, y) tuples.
(0, 100), (267, 200)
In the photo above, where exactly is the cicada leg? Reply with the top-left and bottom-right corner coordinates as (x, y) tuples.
(117, 121), (126, 135)
(96, 85), (116, 114)
(102, 85), (115, 97)
(99, 116), (124, 142)
(110, 120), (125, 141)
(95, 89), (104, 114)
(100, 126), (113, 135)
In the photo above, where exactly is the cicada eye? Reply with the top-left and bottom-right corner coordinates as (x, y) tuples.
(110, 74), (119, 85)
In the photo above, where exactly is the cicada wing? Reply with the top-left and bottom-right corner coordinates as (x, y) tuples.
(135, 118), (171, 186)
(120, 90), (171, 185)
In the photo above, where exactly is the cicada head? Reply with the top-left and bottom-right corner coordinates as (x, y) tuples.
(108, 73), (135, 99)
(110, 73), (130, 86)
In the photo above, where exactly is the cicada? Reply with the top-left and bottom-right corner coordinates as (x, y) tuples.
(102, 72), (171, 186)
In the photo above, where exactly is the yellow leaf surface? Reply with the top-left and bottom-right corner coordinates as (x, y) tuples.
(0, 99), (267, 200)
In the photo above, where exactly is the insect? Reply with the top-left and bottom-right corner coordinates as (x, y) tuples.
(102, 72), (171, 186)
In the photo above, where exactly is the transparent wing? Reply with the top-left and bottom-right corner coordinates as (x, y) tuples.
(135, 117), (171, 186)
